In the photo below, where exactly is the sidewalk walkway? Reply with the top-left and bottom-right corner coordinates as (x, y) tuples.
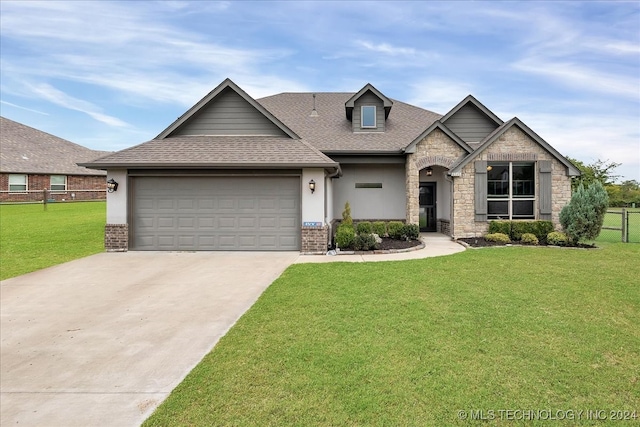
(295, 233), (465, 263)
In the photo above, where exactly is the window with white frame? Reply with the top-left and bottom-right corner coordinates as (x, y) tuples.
(8, 174), (27, 192)
(361, 105), (376, 128)
(50, 175), (67, 192)
(487, 162), (535, 219)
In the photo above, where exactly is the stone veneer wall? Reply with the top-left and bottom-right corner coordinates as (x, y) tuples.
(105, 224), (128, 252)
(452, 126), (572, 238)
(406, 128), (467, 224)
(301, 226), (328, 254)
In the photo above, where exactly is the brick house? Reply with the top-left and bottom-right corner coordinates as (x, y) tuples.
(81, 79), (580, 253)
(0, 117), (110, 203)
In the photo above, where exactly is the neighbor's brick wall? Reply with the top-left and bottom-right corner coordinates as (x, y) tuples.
(105, 224), (128, 251)
(405, 128), (466, 224)
(452, 126), (573, 238)
(301, 226), (328, 254)
(0, 173), (106, 202)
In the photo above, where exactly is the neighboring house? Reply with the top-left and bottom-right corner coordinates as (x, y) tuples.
(81, 79), (579, 253)
(0, 117), (110, 202)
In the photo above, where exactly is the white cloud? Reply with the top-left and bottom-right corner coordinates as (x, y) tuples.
(355, 41), (417, 56)
(407, 80), (474, 114)
(0, 100), (49, 116)
(29, 83), (130, 127)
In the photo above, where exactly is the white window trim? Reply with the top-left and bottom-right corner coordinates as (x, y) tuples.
(8, 174), (28, 193)
(361, 105), (376, 128)
(487, 162), (536, 220)
(50, 175), (67, 193)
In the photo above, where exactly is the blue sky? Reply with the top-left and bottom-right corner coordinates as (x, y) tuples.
(1, 1), (639, 181)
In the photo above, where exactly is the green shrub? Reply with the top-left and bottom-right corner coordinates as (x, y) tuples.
(560, 181), (609, 243)
(485, 233), (511, 244)
(547, 231), (568, 246)
(356, 221), (372, 235)
(372, 221), (387, 237)
(532, 221), (554, 241)
(387, 221), (405, 240)
(335, 224), (355, 249)
(353, 233), (378, 251)
(401, 224), (420, 240)
(341, 202), (353, 226)
(520, 233), (539, 245)
(488, 221), (511, 236)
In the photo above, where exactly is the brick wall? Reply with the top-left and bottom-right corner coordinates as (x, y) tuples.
(105, 224), (128, 251)
(301, 226), (328, 254)
(0, 173), (106, 202)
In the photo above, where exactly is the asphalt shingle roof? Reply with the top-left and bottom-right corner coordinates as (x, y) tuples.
(0, 117), (109, 175)
(81, 136), (338, 169)
(257, 92), (442, 153)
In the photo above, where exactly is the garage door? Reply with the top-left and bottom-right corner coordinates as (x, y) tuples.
(131, 176), (300, 251)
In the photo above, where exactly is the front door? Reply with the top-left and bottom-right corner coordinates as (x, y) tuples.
(419, 182), (436, 232)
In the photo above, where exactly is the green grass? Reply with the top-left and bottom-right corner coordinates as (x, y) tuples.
(144, 245), (640, 426)
(595, 208), (640, 243)
(0, 202), (105, 280)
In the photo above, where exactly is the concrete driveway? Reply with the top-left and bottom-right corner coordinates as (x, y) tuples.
(0, 251), (298, 427)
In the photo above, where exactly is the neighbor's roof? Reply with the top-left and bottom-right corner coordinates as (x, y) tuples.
(0, 116), (110, 176)
(257, 92), (441, 153)
(80, 136), (340, 171)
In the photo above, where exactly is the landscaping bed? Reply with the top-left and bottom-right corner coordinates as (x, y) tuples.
(458, 237), (597, 249)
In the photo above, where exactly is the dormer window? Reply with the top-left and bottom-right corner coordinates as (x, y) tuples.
(361, 106), (376, 128)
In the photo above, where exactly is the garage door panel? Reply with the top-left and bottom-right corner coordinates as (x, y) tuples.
(132, 177), (300, 251)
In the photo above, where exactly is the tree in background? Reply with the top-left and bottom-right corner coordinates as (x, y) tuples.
(565, 157), (638, 207)
(560, 181), (609, 243)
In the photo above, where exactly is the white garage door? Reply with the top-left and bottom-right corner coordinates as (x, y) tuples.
(131, 176), (300, 251)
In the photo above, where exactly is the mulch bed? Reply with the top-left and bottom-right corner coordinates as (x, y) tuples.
(378, 237), (422, 250)
(458, 237), (597, 249)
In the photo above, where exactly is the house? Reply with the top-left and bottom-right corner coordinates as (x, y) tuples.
(81, 79), (579, 253)
(0, 117), (110, 203)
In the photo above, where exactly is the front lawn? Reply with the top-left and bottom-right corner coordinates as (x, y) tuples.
(0, 202), (105, 280)
(145, 244), (640, 426)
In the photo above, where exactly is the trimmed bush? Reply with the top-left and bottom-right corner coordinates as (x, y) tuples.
(353, 233), (378, 251)
(401, 224), (420, 240)
(547, 231), (568, 246)
(485, 233), (511, 244)
(372, 221), (387, 237)
(560, 181), (609, 243)
(488, 221), (511, 236)
(520, 233), (539, 245)
(356, 221), (373, 235)
(387, 221), (405, 240)
(335, 224), (355, 249)
(532, 221), (554, 241)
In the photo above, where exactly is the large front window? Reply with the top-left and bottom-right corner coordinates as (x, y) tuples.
(487, 162), (535, 220)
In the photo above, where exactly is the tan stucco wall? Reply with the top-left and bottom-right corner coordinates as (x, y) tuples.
(405, 128), (466, 225)
(452, 126), (572, 238)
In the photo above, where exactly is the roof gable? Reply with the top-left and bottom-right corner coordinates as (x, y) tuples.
(440, 95), (503, 143)
(403, 121), (473, 154)
(345, 83), (393, 121)
(449, 117), (581, 176)
(156, 78), (299, 139)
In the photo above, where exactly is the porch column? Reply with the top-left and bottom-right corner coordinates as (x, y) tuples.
(405, 153), (419, 224)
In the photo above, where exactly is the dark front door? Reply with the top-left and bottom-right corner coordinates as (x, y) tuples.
(419, 182), (436, 232)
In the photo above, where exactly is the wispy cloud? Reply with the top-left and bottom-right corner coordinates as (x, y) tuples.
(29, 83), (129, 127)
(355, 41), (417, 56)
(0, 100), (49, 115)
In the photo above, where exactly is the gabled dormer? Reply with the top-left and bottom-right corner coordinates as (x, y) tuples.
(440, 95), (503, 144)
(345, 83), (393, 133)
(156, 78), (298, 139)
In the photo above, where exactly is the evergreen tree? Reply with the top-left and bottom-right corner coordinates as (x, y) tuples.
(560, 181), (609, 243)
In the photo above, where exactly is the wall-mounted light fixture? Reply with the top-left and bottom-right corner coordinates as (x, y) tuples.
(106, 178), (119, 193)
(308, 179), (316, 193)
(487, 165), (493, 171)
(425, 167), (433, 177)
